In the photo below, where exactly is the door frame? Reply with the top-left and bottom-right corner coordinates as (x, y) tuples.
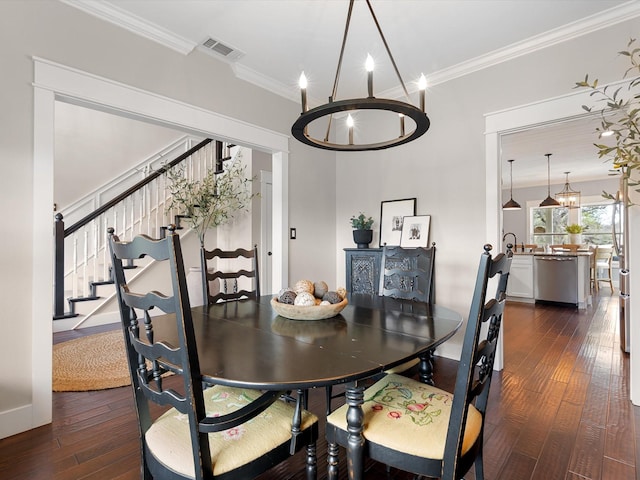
(31, 57), (290, 430)
(485, 84), (638, 405)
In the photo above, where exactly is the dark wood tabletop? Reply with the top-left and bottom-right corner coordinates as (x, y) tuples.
(150, 293), (462, 480)
(152, 293), (463, 391)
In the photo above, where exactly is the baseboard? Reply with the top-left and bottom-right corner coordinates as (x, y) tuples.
(0, 404), (36, 440)
(52, 311), (121, 333)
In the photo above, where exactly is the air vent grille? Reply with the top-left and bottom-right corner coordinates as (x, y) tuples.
(200, 37), (244, 61)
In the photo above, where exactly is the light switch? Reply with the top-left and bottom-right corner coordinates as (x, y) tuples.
(290, 228), (297, 240)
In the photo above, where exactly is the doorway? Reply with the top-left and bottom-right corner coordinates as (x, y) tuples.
(31, 58), (290, 432)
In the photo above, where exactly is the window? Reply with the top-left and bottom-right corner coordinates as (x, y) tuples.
(530, 198), (618, 247)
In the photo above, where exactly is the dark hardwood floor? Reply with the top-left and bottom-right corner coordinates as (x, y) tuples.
(1, 291), (637, 479)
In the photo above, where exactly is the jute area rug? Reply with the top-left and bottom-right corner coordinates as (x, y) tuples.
(53, 330), (131, 392)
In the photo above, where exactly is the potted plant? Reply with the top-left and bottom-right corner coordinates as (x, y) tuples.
(565, 224), (584, 244)
(575, 38), (640, 203)
(350, 212), (374, 249)
(165, 158), (255, 247)
(165, 158), (256, 305)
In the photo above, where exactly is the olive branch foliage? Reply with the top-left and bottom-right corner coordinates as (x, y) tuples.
(575, 38), (640, 204)
(164, 155), (256, 246)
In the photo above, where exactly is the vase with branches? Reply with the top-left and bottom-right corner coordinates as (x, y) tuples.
(165, 157), (256, 246)
(575, 37), (640, 203)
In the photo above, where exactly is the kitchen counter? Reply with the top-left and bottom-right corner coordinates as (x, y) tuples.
(512, 251), (592, 257)
(507, 251), (592, 308)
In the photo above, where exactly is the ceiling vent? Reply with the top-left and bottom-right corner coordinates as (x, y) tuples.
(199, 37), (244, 61)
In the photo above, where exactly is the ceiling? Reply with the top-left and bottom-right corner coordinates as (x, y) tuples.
(64, 0), (637, 187)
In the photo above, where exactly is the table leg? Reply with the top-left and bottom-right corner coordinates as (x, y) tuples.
(345, 383), (365, 480)
(418, 348), (435, 385)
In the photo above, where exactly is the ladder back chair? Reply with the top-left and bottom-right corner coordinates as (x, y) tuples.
(108, 227), (317, 480)
(326, 244), (437, 414)
(325, 244), (512, 480)
(379, 244), (436, 303)
(380, 244), (437, 381)
(595, 245), (615, 292)
(201, 245), (260, 304)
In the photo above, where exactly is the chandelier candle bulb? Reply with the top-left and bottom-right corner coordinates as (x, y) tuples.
(418, 74), (427, 112)
(299, 72), (308, 113)
(366, 54), (374, 98)
(347, 114), (354, 144)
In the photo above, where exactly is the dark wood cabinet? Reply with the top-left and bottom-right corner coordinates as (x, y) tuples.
(344, 248), (382, 294)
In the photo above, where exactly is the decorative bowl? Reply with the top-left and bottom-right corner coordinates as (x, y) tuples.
(270, 296), (348, 321)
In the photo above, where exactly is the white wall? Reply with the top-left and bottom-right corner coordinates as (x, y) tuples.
(336, 16), (640, 360)
(0, 0), (336, 439)
(2, 0), (639, 439)
(55, 102), (185, 209)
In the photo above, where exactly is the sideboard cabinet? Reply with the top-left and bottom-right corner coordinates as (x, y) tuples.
(344, 248), (382, 294)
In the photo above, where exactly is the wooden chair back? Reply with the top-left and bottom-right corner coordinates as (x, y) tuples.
(109, 228), (316, 479)
(595, 246), (614, 291)
(325, 244), (512, 480)
(108, 226), (214, 478)
(379, 243), (436, 303)
(201, 245), (260, 303)
(442, 244), (512, 479)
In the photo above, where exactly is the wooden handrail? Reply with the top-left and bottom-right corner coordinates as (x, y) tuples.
(53, 137), (213, 319)
(64, 138), (212, 237)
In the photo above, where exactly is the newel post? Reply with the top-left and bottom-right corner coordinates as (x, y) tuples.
(53, 213), (66, 319)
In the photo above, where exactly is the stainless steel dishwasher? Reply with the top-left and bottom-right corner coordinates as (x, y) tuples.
(535, 255), (578, 305)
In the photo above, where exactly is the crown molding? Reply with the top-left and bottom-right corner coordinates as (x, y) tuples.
(61, 0), (640, 101)
(231, 63), (299, 103)
(60, 0), (197, 54)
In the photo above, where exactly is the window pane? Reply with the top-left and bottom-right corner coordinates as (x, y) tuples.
(581, 204), (614, 245)
(532, 206), (569, 246)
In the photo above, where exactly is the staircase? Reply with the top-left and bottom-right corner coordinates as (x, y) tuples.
(53, 136), (239, 329)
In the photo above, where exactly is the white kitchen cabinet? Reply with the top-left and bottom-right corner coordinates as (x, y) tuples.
(507, 254), (534, 300)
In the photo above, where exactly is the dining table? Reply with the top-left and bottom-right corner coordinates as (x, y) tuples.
(152, 292), (463, 480)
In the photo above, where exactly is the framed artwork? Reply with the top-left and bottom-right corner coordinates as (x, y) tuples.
(379, 198), (416, 246)
(400, 215), (431, 247)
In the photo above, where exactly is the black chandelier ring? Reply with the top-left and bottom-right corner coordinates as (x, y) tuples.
(292, 97), (430, 151)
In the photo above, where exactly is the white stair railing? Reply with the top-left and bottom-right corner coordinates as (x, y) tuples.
(54, 138), (240, 325)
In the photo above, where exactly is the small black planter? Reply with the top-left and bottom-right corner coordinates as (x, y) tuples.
(352, 229), (373, 249)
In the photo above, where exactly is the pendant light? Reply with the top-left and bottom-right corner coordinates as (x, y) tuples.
(555, 171), (581, 208)
(539, 153), (561, 208)
(502, 159), (521, 210)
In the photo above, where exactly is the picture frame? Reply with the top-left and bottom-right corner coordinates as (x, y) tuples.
(379, 198), (416, 246)
(400, 215), (431, 247)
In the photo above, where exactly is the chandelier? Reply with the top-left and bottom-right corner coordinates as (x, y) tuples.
(291, 0), (430, 151)
(555, 171), (581, 208)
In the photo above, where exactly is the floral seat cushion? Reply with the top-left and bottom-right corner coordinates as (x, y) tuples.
(146, 386), (318, 477)
(327, 373), (482, 459)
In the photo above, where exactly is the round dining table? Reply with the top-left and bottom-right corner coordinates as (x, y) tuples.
(153, 293), (463, 480)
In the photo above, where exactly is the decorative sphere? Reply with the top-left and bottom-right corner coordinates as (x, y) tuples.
(279, 290), (297, 305)
(322, 291), (342, 304)
(320, 300), (331, 305)
(294, 291), (316, 306)
(278, 287), (294, 297)
(294, 279), (314, 295)
(314, 281), (328, 298)
(336, 287), (347, 300)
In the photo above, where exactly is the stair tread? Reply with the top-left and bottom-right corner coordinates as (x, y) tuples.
(68, 296), (101, 303)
